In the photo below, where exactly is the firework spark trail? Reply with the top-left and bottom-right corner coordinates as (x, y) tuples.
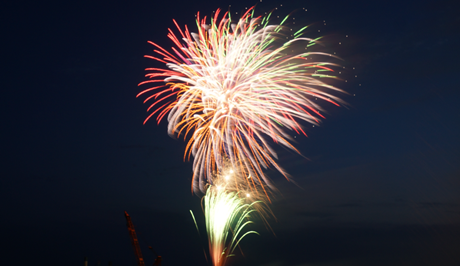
(138, 6), (346, 194)
(191, 161), (273, 266)
(203, 185), (260, 266)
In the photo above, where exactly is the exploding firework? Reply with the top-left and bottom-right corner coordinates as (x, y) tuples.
(203, 185), (261, 266)
(189, 162), (273, 266)
(138, 6), (346, 193)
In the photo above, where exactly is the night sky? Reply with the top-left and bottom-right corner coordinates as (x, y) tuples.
(2, 0), (460, 265)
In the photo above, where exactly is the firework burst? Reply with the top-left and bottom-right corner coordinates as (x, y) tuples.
(138, 6), (346, 193)
(204, 186), (259, 266)
(189, 161), (273, 266)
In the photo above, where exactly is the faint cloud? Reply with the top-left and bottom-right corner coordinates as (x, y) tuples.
(259, 260), (287, 266)
(296, 210), (333, 219)
(418, 201), (460, 208)
(116, 144), (164, 150)
(293, 262), (352, 266)
(336, 203), (362, 208)
(371, 93), (432, 113)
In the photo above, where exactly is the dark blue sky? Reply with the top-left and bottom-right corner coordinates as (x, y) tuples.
(1, 0), (460, 265)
